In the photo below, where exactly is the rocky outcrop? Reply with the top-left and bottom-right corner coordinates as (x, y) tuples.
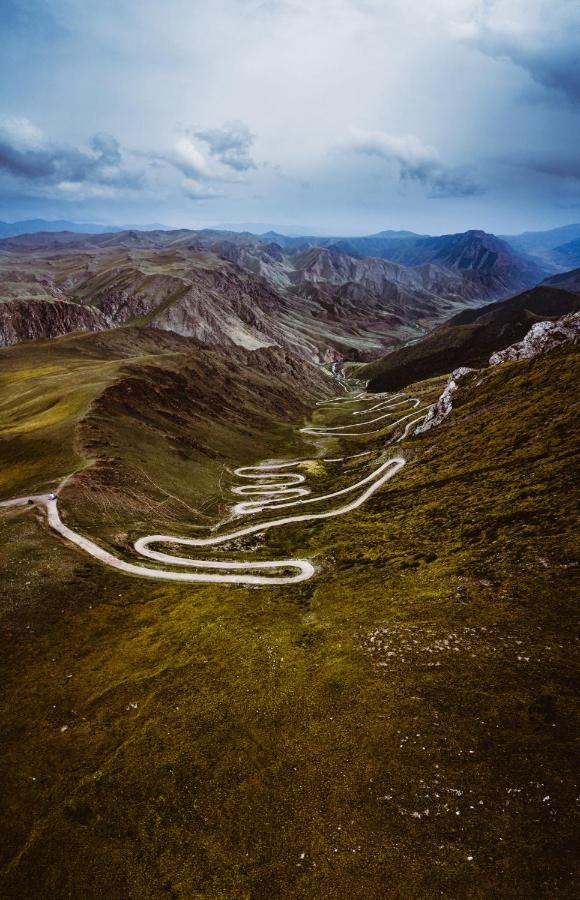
(415, 367), (475, 434)
(0, 299), (110, 347)
(412, 311), (580, 438)
(489, 311), (580, 366)
(362, 285), (580, 393)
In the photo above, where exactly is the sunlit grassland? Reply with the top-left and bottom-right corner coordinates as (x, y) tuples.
(0, 333), (189, 498)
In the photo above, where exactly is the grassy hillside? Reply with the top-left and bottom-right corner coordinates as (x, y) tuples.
(0, 337), (578, 897)
(0, 327), (335, 525)
(0, 329), (168, 498)
(360, 286), (580, 392)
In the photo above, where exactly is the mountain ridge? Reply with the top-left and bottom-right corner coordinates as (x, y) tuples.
(1, 227), (538, 357)
(359, 283), (580, 391)
(501, 222), (580, 269)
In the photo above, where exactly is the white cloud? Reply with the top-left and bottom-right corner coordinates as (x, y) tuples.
(195, 121), (256, 172)
(1, 1), (579, 230)
(172, 137), (217, 180)
(454, 0), (580, 103)
(182, 177), (225, 200)
(337, 130), (482, 198)
(167, 128), (254, 187)
(54, 181), (118, 199)
(0, 115), (46, 150)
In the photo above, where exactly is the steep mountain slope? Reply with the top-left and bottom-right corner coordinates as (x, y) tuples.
(207, 239), (491, 328)
(347, 229), (546, 293)
(0, 331), (577, 897)
(0, 298), (110, 347)
(543, 267), (580, 292)
(0, 327), (335, 516)
(0, 232), (488, 359)
(502, 222), (580, 268)
(254, 228), (545, 292)
(359, 285), (580, 391)
(0, 239), (318, 356)
(187, 234), (472, 299)
(551, 237), (580, 270)
(182, 227), (547, 301)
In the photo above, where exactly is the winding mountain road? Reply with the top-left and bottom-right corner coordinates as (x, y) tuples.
(1, 390), (420, 586)
(303, 393), (428, 438)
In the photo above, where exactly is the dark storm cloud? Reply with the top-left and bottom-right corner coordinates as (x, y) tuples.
(462, 1), (580, 106)
(477, 30), (580, 104)
(0, 114), (242, 207)
(0, 118), (141, 189)
(195, 122), (256, 172)
(507, 154), (580, 182)
(0, 134), (56, 180)
(400, 163), (483, 200)
(91, 132), (122, 167)
(339, 131), (483, 199)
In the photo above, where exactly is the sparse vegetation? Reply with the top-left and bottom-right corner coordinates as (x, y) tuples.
(0, 329), (578, 897)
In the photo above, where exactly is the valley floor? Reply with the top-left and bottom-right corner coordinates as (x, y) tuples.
(0, 338), (578, 898)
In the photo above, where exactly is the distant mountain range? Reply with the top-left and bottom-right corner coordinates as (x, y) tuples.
(0, 218), (423, 241)
(0, 225), (552, 357)
(501, 223), (580, 270)
(0, 219), (173, 238)
(551, 238), (580, 269)
(216, 222), (322, 236)
(2, 216), (580, 271)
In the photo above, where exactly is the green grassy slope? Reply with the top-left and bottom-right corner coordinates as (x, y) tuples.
(0, 329), (175, 497)
(66, 340), (336, 545)
(0, 341), (578, 897)
(360, 285), (580, 392)
(0, 327), (333, 504)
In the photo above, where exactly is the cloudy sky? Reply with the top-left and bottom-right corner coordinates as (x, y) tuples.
(1, 0), (579, 234)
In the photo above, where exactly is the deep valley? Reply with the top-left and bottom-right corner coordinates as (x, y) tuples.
(0, 223), (578, 899)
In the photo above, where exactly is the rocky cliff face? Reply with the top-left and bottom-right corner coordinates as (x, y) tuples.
(489, 312), (580, 365)
(0, 299), (110, 347)
(412, 311), (580, 436)
(414, 367), (477, 434)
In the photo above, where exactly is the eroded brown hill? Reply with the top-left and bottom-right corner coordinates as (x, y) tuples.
(0, 228), (533, 359)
